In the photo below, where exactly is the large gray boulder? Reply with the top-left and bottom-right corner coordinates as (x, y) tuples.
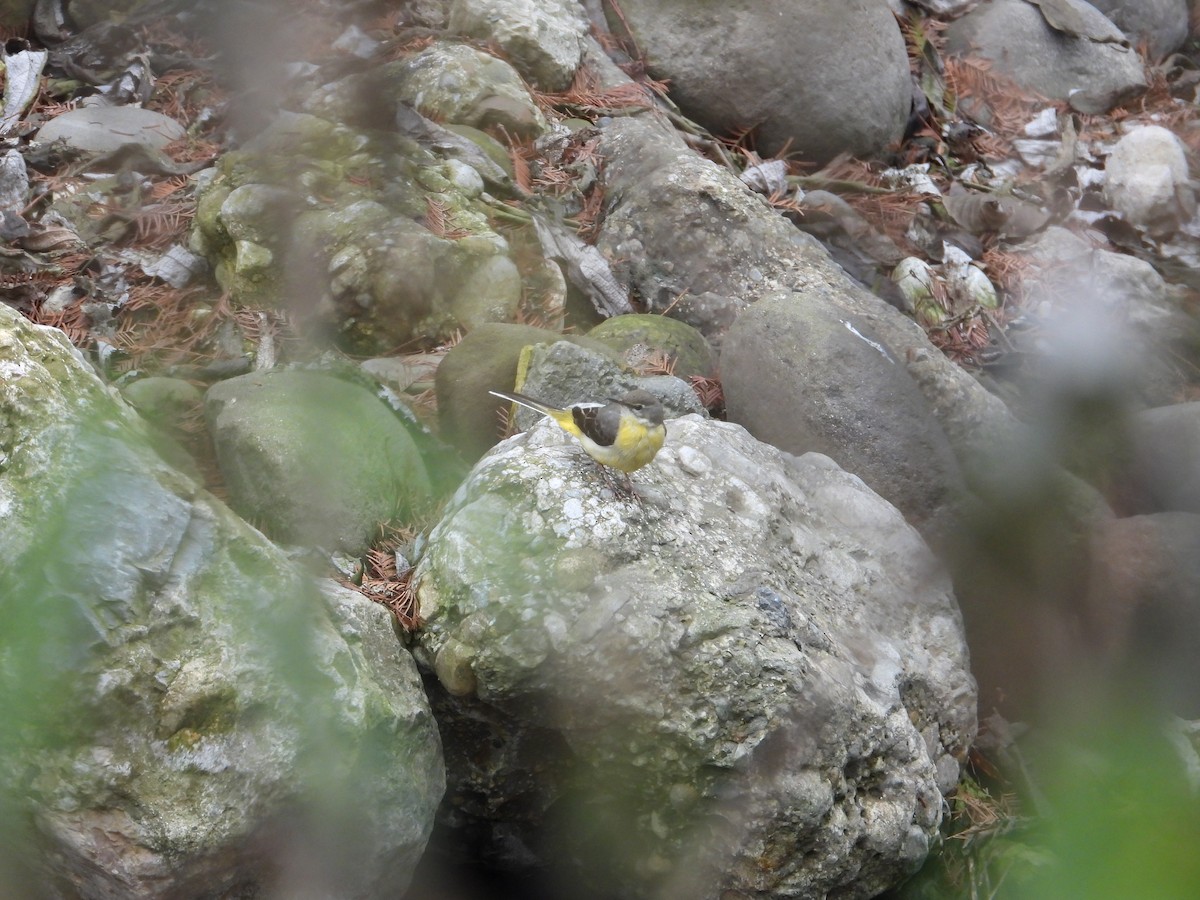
(944, 0), (1146, 113)
(722, 291), (964, 536)
(0, 305), (444, 898)
(1089, 0), (1189, 59)
(611, 0), (911, 163)
(412, 413), (977, 899)
(595, 115), (1011, 526)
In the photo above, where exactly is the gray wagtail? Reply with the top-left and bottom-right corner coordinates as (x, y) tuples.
(488, 389), (666, 483)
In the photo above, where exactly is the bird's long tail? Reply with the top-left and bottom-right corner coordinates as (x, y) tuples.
(488, 389), (561, 418)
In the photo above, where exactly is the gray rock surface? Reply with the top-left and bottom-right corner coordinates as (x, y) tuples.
(205, 369), (432, 553)
(901, 0), (975, 12)
(35, 105), (185, 152)
(413, 413), (976, 899)
(1019, 226), (1194, 405)
(1090, 0), (1189, 59)
(595, 115), (1026, 503)
(393, 41), (549, 138)
(722, 291), (964, 536)
(1088, 512), (1200, 715)
(945, 0), (1147, 113)
(121, 375), (202, 427)
(1130, 401), (1200, 514)
(503, 339), (703, 433)
(1104, 124), (1192, 235)
(612, 0), (911, 163)
(0, 304), (444, 898)
(594, 114), (820, 331)
(448, 0), (587, 91)
(120, 375), (206, 479)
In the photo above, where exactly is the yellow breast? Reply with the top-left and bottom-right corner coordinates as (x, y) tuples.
(607, 418), (666, 473)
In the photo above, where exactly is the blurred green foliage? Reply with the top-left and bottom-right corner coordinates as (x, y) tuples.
(895, 703), (1200, 900)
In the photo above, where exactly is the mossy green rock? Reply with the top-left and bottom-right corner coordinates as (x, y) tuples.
(587, 313), (717, 379)
(205, 370), (432, 552)
(120, 375), (205, 478)
(392, 43), (548, 139)
(0, 305), (443, 896)
(121, 376), (202, 427)
(190, 109), (521, 351)
(443, 124), (515, 179)
(436, 323), (617, 461)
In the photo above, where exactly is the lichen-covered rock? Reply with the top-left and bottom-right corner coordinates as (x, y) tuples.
(0, 305), (444, 898)
(413, 412), (976, 899)
(392, 42), (549, 139)
(190, 111), (522, 352)
(448, 0), (587, 92)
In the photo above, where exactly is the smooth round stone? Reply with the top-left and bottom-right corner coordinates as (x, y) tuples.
(36, 106), (185, 153)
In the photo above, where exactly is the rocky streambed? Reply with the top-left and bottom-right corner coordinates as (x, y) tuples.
(2, 1), (1199, 898)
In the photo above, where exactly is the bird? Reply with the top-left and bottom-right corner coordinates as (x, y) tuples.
(488, 388), (666, 485)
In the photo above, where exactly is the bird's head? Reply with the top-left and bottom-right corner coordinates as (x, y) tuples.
(613, 389), (665, 426)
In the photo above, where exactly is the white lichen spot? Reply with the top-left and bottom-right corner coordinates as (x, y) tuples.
(871, 652), (903, 694)
(727, 481), (771, 523)
(677, 445), (711, 476)
(543, 613), (568, 649)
